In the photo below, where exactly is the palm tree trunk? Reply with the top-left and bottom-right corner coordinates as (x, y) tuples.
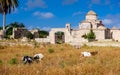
(3, 12), (6, 30)
(3, 12), (6, 37)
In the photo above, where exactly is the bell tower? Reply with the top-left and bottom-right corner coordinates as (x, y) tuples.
(66, 23), (71, 31)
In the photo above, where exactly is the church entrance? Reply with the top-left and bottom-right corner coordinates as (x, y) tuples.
(55, 32), (65, 44)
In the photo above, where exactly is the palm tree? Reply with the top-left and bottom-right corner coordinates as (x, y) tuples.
(0, 0), (18, 33)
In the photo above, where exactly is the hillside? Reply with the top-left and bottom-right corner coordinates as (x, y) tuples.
(0, 42), (120, 75)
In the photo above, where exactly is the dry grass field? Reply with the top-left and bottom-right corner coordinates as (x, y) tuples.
(0, 42), (120, 75)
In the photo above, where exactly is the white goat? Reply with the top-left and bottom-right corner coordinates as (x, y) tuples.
(81, 51), (91, 57)
(81, 51), (98, 57)
(33, 53), (44, 62)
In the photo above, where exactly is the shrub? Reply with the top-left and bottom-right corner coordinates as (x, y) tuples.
(27, 32), (33, 39)
(38, 30), (49, 38)
(82, 30), (96, 41)
(87, 30), (96, 41)
(60, 48), (64, 51)
(9, 58), (17, 65)
(0, 59), (2, 64)
(82, 34), (87, 39)
(48, 48), (54, 53)
(60, 61), (66, 68)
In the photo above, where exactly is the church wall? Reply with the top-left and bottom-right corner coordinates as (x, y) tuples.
(93, 29), (105, 40)
(71, 30), (90, 43)
(71, 29), (107, 41)
(71, 30), (90, 38)
(79, 23), (91, 29)
(111, 29), (120, 42)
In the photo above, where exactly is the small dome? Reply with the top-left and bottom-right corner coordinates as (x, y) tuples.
(111, 26), (118, 30)
(87, 10), (97, 16)
(98, 26), (106, 30)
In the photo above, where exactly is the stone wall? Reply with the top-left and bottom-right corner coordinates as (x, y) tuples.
(13, 28), (29, 39)
(35, 37), (50, 43)
(49, 28), (72, 44)
(84, 42), (120, 47)
(29, 29), (39, 38)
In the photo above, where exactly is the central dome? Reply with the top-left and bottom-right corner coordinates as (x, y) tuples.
(86, 10), (98, 20)
(87, 10), (97, 16)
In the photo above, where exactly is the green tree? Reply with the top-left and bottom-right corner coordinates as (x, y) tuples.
(5, 22), (25, 38)
(87, 30), (96, 41)
(38, 30), (49, 38)
(0, 0), (18, 31)
(26, 32), (33, 39)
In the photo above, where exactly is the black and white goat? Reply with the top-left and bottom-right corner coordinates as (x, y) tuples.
(22, 56), (33, 64)
(22, 53), (44, 64)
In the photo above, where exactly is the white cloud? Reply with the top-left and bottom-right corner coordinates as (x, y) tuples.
(88, 0), (101, 9)
(72, 11), (84, 16)
(91, 0), (100, 4)
(33, 11), (54, 19)
(25, 0), (47, 10)
(102, 19), (113, 25)
(27, 25), (51, 31)
(40, 27), (51, 31)
(62, 0), (78, 5)
(102, 14), (120, 28)
(88, 0), (111, 9)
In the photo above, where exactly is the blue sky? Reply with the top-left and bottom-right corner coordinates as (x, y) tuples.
(0, 0), (120, 30)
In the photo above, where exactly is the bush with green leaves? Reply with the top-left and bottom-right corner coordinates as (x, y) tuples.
(9, 58), (17, 65)
(82, 30), (96, 41)
(87, 30), (96, 40)
(38, 30), (49, 38)
(26, 32), (33, 39)
(4, 22), (25, 39)
(48, 48), (54, 53)
(82, 34), (87, 39)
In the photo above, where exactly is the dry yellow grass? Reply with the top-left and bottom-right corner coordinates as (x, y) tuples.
(0, 42), (120, 75)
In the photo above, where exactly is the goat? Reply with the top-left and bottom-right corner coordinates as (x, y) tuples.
(81, 51), (98, 57)
(22, 56), (33, 64)
(90, 51), (98, 56)
(81, 51), (92, 57)
(33, 53), (44, 62)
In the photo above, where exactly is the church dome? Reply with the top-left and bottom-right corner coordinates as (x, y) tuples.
(98, 26), (106, 30)
(87, 10), (97, 16)
(86, 10), (97, 20)
(111, 26), (118, 30)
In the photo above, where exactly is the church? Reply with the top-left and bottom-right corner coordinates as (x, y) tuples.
(0, 10), (120, 44)
(49, 10), (120, 44)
